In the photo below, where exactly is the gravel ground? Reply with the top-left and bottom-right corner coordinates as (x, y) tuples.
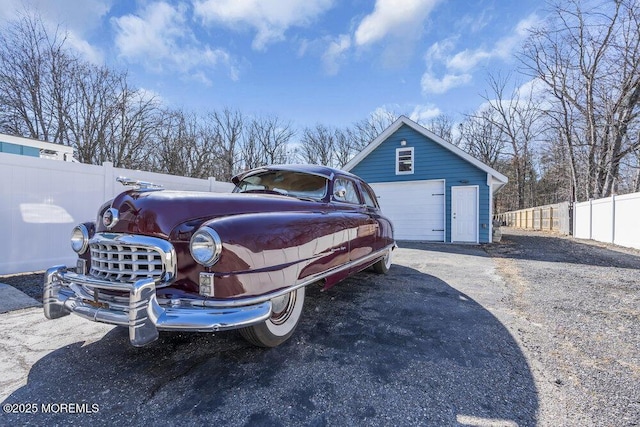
(2, 243), (537, 426)
(484, 228), (640, 426)
(0, 272), (44, 303)
(1, 230), (639, 426)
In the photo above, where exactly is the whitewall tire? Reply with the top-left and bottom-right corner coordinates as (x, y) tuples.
(372, 248), (392, 274)
(240, 286), (305, 347)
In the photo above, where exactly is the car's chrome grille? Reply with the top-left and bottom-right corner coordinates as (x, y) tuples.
(90, 242), (165, 283)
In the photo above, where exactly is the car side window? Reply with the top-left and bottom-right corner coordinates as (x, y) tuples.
(334, 178), (361, 204)
(360, 184), (379, 209)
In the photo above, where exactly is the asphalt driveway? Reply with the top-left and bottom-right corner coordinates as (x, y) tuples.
(1, 242), (537, 426)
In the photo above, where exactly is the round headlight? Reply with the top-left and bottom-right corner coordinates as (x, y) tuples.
(70, 224), (89, 254)
(190, 227), (223, 266)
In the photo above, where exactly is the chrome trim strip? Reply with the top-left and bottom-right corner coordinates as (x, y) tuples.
(60, 271), (136, 291)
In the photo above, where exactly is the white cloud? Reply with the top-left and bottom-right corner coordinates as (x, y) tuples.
(516, 77), (546, 100)
(303, 0), (441, 75)
(421, 14), (539, 95)
(0, 0), (112, 29)
(113, 2), (238, 81)
(293, 0), (443, 75)
(134, 87), (164, 104)
(66, 30), (104, 64)
(410, 104), (441, 122)
(446, 49), (490, 73)
(456, 9), (492, 34)
(321, 34), (351, 75)
(425, 38), (457, 62)
(481, 77), (550, 113)
(0, 0), (111, 63)
(194, 0), (334, 50)
(446, 14), (539, 72)
(421, 72), (471, 94)
(113, 2), (187, 69)
(354, 0), (441, 46)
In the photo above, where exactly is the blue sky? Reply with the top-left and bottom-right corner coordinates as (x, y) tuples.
(0, 0), (544, 129)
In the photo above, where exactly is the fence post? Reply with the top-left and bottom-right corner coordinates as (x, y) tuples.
(549, 207), (554, 231)
(611, 195), (616, 244)
(539, 207), (543, 230)
(589, 199), (593, 240)
(530, 209), (533, 229)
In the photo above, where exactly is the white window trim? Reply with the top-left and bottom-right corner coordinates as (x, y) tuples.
(395, 147), (414, 175)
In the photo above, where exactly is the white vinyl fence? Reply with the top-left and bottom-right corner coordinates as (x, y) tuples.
(573, 192), (640, 250)
(0, 153), (234, 275)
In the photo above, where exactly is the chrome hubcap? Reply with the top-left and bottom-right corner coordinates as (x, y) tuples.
(270, 291), (296, 325)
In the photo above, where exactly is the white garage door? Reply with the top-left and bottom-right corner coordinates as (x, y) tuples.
(371, 180), (445, 241)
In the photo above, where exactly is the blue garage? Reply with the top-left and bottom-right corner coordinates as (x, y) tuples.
(344, 116), (507, 243)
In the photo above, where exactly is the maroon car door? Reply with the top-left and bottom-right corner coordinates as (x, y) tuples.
(357, 180), (392, 253)
(332, 176), (377, 262)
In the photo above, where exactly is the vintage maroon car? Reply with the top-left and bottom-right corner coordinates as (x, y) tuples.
(44, 165), (395, 347)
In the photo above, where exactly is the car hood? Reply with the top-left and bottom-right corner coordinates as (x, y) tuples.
(96, 190), (324, 238)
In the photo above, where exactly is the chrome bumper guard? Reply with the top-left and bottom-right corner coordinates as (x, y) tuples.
(43, 266), (272, 347)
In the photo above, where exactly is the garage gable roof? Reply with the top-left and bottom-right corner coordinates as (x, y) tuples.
(343, 115), (508, 185)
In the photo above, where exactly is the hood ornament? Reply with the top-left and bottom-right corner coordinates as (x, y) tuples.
(116, 176), (163, 192)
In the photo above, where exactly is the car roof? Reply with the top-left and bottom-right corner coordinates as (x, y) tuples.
(231, 164), (361, 184)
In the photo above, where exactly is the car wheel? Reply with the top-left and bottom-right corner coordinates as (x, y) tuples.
(372, 248), (392, 274)
(240, 286), (305, 347)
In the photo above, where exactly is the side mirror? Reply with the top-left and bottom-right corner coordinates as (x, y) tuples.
(333, 186), (347, 199)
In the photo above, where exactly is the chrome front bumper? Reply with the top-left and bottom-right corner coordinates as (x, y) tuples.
(43, 266), (272, 347)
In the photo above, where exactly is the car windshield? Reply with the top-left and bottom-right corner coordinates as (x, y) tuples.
(233, 170), (328, 201)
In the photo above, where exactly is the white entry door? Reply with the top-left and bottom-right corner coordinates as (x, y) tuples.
(451, 186), (478, 243)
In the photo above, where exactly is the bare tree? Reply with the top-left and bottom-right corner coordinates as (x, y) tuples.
(101, 82), (160, 169)
(241, 115), (295, 169)
(347, 109), (398, 151)
(0, 12), (74, 143)
(209, 108), (244, 179)
(151, 109), (221, 178)
(153, 109), (190, 175)
(0, 12), (163, 170)
(195, 116), (225, 179)
(481, 74), (543, 209)
(521, 0), (640, 200)
(425, 113), (454, 142)
(299, 124), (335, 166)
(458, 109), (505, 167)
(63, 63), (124, 164)
(333, 128), (352, 168)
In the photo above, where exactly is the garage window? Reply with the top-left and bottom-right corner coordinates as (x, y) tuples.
(396, 147), (414, 175)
